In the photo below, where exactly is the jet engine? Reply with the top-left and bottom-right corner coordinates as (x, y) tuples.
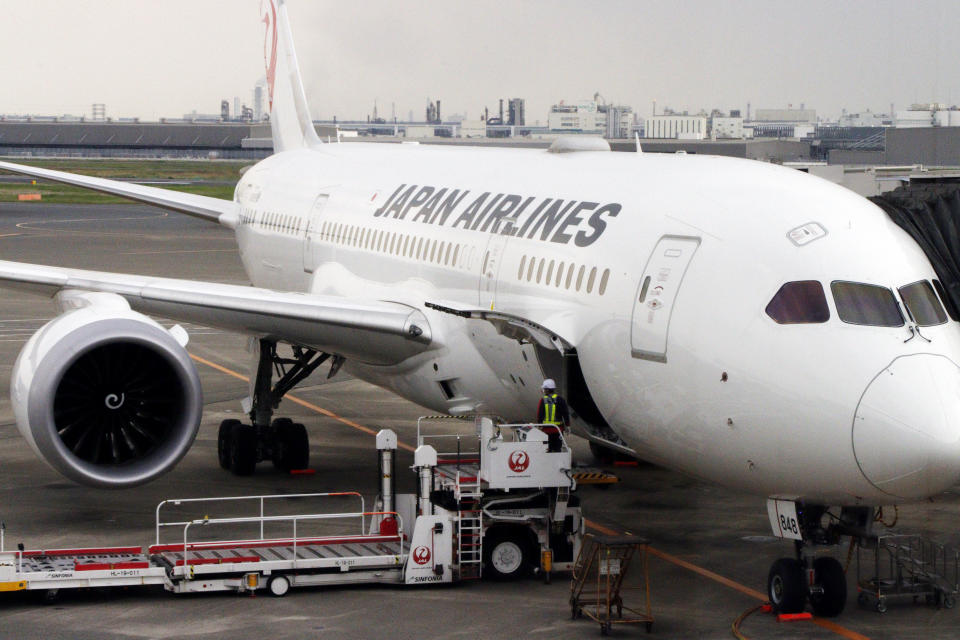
(11, 292), (203, 488)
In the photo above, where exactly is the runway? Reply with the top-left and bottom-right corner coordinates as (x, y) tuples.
(0, 202), (957, 639)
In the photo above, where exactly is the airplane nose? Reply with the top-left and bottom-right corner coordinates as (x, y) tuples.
(853, 354), (960, 500)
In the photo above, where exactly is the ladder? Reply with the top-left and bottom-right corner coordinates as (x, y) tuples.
(457, 506), (483, 579)
(455, 470), (483, 579)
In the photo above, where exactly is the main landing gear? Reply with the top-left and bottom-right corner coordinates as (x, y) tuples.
(217, 339), (343, 475)
(765, 504), (872, 618)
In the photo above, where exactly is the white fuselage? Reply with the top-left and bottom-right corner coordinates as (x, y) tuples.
(230, 142), (960, 506)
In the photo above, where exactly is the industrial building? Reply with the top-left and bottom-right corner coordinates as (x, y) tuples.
(0, 121), (266, 159)
(643, 115), (707, 140)
(548, 100), (633, 138)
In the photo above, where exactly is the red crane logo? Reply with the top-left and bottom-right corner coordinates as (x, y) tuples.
(508, 450), (530, 473)
(260, 0), (278, 109)
(412, 546), (431, 565)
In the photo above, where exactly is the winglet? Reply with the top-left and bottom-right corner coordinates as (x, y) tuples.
(635, 131), (643, 153)
(261, 0), (321, 152)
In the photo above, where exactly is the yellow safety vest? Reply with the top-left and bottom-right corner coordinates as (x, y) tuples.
(542, 393), (563, 425)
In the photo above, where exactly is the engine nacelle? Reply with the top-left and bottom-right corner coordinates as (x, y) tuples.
(11, 293), (203, 488)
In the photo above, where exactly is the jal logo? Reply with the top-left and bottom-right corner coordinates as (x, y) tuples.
(260, 0), (279, 109)
(412, 546), (431, 565)
(508, 450), (530, 473)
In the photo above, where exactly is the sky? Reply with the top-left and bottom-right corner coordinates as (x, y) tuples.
(2, 0), (958, 124)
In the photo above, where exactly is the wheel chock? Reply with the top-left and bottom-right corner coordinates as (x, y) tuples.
(776, 612), (813, 622)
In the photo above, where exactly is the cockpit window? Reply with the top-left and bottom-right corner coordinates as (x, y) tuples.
(898, 280), (947, 326)
(831, 282), (904, 327)
(932, 279), (959, 321)
(765, 281), (830, 324)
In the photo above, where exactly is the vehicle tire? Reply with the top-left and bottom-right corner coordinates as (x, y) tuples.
(230, 424), (258, 476)
(809, 557), (847, 617)
(484, 529), (532, 580)
(268, 575), (291, 597)
(218, 419), (240, 470)
(944, 594), (956, 609)
(876, 599), (887, 613)
(272, 420), (309, 471)
(767, 557), (806, 614)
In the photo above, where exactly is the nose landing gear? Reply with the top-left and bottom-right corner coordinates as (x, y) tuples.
(765, 503), (871, 618)
(216, 339), (341, 475)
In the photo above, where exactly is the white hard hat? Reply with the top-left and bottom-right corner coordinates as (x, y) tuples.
(542, 378), (556, 390)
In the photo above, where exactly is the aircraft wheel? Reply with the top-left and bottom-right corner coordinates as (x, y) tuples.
(217, 419), (240, 470)
(810, 557), (847, 617)
(230, 425), (258, 476)
(768, 557), (805, 614)
(272, 420), (309, 471)
(268, 575), (291, 597)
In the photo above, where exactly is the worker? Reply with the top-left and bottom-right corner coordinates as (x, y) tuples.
(536, 378), (569, 452)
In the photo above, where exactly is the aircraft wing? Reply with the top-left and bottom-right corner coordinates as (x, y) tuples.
(0, 260), (431, 365)
(0, 160), (239, 228)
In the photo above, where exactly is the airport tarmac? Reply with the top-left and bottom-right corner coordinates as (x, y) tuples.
(0, 202), (957, 639)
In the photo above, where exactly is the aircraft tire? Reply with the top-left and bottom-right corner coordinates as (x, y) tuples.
(810, 557), (847, 617)
(230, 425), (258, 475)
(768, 557), (805, 614)
(272, 420), (309, 471)
(217, 419), (240, 470)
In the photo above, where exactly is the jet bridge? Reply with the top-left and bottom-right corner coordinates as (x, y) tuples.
(870, 184), (960, 319)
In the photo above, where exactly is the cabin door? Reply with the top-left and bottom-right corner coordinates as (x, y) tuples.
(630, 235), (700, 363)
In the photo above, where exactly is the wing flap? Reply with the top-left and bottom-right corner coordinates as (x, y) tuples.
(0, 160), (239, 228)
(0, 260), (431, 365)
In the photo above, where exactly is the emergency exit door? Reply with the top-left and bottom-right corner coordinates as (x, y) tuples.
(630, 235), (700, 362)
(302, 193), (331, 273)
(479, 235), (509, 308)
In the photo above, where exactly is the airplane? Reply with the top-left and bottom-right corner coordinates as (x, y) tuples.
(2, 0), (960, 617)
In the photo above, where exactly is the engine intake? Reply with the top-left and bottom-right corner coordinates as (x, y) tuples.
(12, 305), (202, 488)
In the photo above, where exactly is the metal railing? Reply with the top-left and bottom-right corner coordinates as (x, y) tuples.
(176, 510), (403, 575)
(156, 492), (365, 545)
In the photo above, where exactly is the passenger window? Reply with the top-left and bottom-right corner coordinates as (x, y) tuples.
(766, 281), (829, 324)
(831, 281), (903, 327)
(599, 269), (610, 295)
(898, 281), (947, 326)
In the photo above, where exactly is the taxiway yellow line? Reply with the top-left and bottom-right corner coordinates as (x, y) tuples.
(191, 350), (868, 640)
(188, 353), (415, 452)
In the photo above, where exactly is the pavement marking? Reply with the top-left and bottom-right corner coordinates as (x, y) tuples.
(188, 353), (416, 453)
(0, 233), (22, 238)
(190, 351), (867, 639)
(584, 519), (870, 640)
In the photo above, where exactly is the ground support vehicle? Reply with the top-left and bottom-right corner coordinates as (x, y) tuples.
(410, 417), (585, 581)
(856, 534), (959, 613)
(0, 421), (584, 600)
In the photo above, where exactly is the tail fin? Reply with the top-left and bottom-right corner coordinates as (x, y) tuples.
(261, 0), (321, 151)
